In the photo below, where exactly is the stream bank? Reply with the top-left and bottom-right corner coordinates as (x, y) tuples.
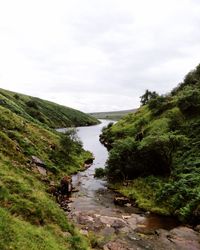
(60, 120), (200, 249)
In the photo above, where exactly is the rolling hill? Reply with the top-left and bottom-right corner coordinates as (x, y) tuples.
(0, 88), (99, 128)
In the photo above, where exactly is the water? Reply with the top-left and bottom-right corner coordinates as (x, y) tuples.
(70, 119), (123, 214)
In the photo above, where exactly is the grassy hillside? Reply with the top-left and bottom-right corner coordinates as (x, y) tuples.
(0, 88), (99, 128)
(100, 64), (200, 223)
(0, 95), (92, 248)
(90, 109), (136, 121)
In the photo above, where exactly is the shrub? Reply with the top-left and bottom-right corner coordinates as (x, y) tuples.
(26, 100), (39, 109)
(94, 168), (106, 178)
(106, 133), (186, 181)
(13, 94), (20, 100)
(148, 95), (170, 116)
(177, 87), (200, 115)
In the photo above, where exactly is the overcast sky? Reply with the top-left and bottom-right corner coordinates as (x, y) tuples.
(0, 0), (200, 112)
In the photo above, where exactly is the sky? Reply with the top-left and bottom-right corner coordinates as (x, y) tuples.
(0, 0), (200, 112)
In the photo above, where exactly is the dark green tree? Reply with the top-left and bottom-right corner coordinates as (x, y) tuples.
(140, 90), (158, 106)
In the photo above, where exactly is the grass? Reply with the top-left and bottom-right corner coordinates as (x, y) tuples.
(0, 93), (92, 248)
(111, 177), (172, 216)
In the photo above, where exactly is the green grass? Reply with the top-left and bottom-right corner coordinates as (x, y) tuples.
(111, 177), (172, 215)
(0, 94), (92, 248)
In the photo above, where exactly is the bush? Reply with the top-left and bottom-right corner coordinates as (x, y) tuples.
(94, 168), (106, 178)
(13, 94), (20, 100)
(177, 87), (200, 115)
(52, 129), (83, 164)
(148, 95), (170, 116)
(106, 133), (186, 181)
(26, 100), (39, 109)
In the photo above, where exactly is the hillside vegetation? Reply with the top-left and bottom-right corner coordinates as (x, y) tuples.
(0, 90), (94, 249)
(0, 88), (98, 128)
(100, 64), (200, 223)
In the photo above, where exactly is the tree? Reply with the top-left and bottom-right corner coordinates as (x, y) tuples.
(140, 90), (158, 106)
(106, 133), (187, 181)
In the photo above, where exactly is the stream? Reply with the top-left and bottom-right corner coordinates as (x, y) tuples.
(59, 120), (200, 250)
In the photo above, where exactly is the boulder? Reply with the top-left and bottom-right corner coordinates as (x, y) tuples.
(31, 156), (46, 167)
(195, 225), (200, 232)
(112, 219), (126, 229)
(114, 197), (131, 206)
(0, 99), (6, 105)
(36, 166), (47, 176)
(60, 176), (72, 195)
(166, 227), (200, 250)
(103, 240), (135, 250)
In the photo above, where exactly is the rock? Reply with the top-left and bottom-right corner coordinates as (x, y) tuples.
(80, 229), (88, 236)
(112, 219), (126, 229)
(114, 197), (131, 206)
(62, 231), (71, 237)
(77, 215), (94, 225)
(0, 99), (6, 105)
(101, 226), (115, 237)
(36, 166), (47, 176)
(103, 240), (135, 250)
(120, 226), (131, 234)
(169, 226), (199, 241)
(195, 225), (200, 232)
(125, 203), (132, 207)
(31, 156), (46, 167)
(134, 227), (156, 235)
(166, 227), (200, 250)
(122, 215), (131, 220)
(72, 188), (79, 192)
(60, 176), (72, 195)
(127, 214), (145, 230)
(50, 181), (55, 186)
(100, 216), (125, 226)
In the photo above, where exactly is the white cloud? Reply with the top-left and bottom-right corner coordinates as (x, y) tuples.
(0, 0), (200, 112)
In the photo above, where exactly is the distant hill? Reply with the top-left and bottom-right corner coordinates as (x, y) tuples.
(89, 109), (137, 120)
(0, 88), (99, 128)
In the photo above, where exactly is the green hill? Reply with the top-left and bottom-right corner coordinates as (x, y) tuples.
(100, 64), (200, 223)
(0, 90), (94, 249)
(0, 88), (99, 128)
(89, 109), (137, 121)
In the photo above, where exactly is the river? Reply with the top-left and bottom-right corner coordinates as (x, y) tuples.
(59, 120), (199, 249)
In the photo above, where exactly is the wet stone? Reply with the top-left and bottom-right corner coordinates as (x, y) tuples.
(112, 219), (126, 229)
(103, 240), (137, 250)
